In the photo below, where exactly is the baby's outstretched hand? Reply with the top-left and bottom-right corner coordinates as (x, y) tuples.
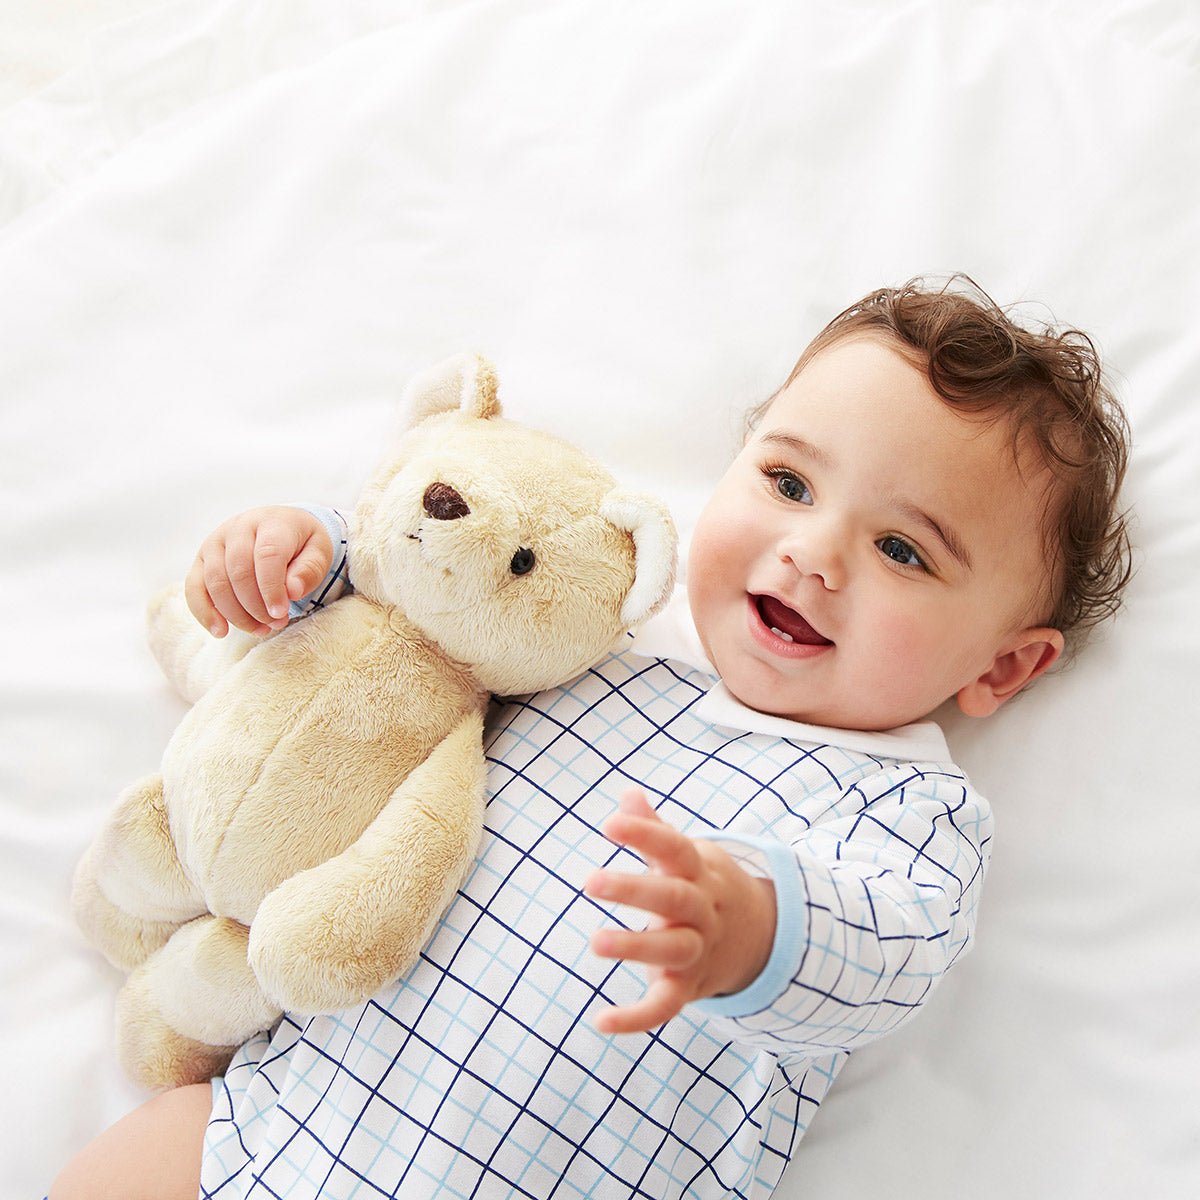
(185, 506), (333, 638)
(585, 789), (777, 1035)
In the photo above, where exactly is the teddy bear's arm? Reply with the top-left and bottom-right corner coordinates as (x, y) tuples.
(145, 583), (259, 704)
(247, 707), (488, 1014)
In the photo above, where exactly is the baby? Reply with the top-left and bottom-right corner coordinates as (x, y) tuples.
(51, 277), (1131, 1200)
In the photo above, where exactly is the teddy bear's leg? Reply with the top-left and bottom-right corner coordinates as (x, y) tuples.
(72, 773), (206, 970)
(145, 582), (260, 704)
(116, 915), (282, 1090)
(248, 710), (488, 1014)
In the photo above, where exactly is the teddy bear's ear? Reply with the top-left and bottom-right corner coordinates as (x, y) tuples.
(600, 491), (678, 627)
(401, 353), (501, 428)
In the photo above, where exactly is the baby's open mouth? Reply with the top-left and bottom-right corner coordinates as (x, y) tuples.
(754, 595), (833, 646)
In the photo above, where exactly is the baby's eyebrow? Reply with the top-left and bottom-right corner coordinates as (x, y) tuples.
(759, 432), (834, 469)
(891, 499), (973, 571)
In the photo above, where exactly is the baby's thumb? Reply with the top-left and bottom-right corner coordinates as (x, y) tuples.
(286, 535), (333, 601)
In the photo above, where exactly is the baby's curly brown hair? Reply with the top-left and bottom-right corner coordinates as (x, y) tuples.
(761, 276), (1133, 651)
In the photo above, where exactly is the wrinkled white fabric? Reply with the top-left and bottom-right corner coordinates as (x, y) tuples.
(3, 2), (1198, 1197)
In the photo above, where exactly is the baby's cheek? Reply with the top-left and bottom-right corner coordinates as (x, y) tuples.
(871, 608), (952, 687)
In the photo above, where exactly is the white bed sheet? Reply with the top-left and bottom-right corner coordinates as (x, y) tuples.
(2, 1), (1198, 1196)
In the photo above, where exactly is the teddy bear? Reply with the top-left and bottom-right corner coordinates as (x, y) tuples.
(71, 353), (676, 1090)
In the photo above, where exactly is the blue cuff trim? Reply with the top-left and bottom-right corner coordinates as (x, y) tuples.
(692, 833), (807, 1019)
(287, 504), (350, 618)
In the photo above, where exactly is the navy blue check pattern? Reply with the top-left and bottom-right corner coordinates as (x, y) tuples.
(202, 646), (989, 1199)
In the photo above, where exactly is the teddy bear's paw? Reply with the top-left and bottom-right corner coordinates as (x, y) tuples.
(116, 970), (238, 1090)
(248, 921), (397, 1016)
(248, 885), (420, 1015)
(145, 915), (283, 1041)
(145, 583), (259, 703)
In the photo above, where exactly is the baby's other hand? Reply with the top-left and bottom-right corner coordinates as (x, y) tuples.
(185, 506), (333, 638)
(585, 789), (777, 1035)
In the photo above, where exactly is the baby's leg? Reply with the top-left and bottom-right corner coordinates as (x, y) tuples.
(49, 1082), (212, 1200)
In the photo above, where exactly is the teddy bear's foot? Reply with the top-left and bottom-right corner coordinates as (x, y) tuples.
(72, 842), (183, 971)
(72, 775), (206, 970)
(116, 975), (239, 1090)
(116, 915), (283, 1089)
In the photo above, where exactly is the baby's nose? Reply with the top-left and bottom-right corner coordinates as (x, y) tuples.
(423, 483), (471, 521)
(778, 524), (846, 591)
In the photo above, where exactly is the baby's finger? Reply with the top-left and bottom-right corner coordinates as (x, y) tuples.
(251, 518), (301, 623)
(593, 977), (688, 1036)
(285, 529), (334, 603)
(617, 788), (656, 818)
(185, 557), (227, 637)
(223, 528), (275, 631)
(603, 811), (702, 882)
(198, 537), (268, 635)
(585, 868), (707, 928)
(591, 925), (703, 971)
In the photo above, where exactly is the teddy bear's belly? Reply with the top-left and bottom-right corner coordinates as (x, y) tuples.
(159, 603), (479, 923)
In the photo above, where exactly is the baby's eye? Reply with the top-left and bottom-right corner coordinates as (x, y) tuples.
(766, 468), (812, 504)
(878, 535), (925, 570)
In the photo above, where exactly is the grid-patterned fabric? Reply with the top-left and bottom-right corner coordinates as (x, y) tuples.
(202, 646), (990, 1199)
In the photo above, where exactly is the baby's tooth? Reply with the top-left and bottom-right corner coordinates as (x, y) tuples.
(771, 627), (795, 643)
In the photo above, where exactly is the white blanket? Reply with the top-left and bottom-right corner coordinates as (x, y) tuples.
(3, 1), (1198, 1196)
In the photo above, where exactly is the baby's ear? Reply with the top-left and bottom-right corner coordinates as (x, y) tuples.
(956, 627), (1065, 717)
(600, 490), (678, 627)
(401, 353), (501, 428)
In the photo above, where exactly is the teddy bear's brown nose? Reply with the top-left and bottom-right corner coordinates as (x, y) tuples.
(423, 482), (471, 521)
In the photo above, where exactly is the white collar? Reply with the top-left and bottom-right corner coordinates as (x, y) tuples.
(629, 587), (952, 762)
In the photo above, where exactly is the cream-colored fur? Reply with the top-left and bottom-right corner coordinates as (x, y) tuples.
(72, 354), (676, 1090)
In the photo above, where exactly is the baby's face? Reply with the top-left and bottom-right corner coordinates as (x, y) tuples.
(687, 335), (1059, 730)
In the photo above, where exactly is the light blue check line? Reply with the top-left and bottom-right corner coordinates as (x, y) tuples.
(577, 1109), (644, 1198)
(542, 814), (601, 864)
(535, 747), (607, 804)
(431, 1113), (514, 1200)
(503, 869), (567, 936)
(675, 1085), (759, 1174)
(506, 1130), (560, 1198)
(840, 925), (891, 994)
(616, 1050), (697, 1137)
(593, 715), (656, 757)
(593, 1043), (726, 1178)
(892, 961), (943, 991)
(415, 980), (500, 1057)
(444, 1087), (520, 1162)
(275, 1129), (325, 1195)
(486, 721), (544, 768)
(353, 1037), (545, 1197)
(901, 878), (950, 935)
(800, 906), (842, 994)
(531, 1059), (603, 1133)
(491, 1037), (544, 1105)
(347, 1100), (413, 1197)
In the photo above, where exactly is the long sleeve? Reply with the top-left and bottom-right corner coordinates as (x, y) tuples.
(695, 759), (991, 1062)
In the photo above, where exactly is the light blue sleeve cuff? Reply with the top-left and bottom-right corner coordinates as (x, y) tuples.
(691, 833), (807, 1020)
(287, 503), (350, 618)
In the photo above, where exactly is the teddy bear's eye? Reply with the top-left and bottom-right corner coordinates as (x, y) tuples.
(510, 548), (536, 576)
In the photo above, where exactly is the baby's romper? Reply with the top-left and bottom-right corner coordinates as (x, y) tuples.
(202, 585), (990, 1200)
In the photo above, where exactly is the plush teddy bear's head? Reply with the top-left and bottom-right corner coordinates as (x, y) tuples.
(349, 355), (677, 696)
